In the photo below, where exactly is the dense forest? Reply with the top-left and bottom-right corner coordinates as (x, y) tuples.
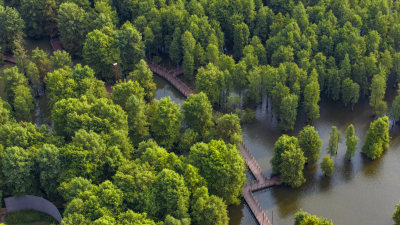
(1, 0), (400, 224)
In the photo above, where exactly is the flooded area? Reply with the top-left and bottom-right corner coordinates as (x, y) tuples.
(154, 76), (400, 225)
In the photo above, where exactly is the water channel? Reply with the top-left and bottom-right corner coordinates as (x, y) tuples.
(154, 76), (400, 225)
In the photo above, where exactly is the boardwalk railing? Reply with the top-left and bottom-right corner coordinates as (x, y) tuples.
(147, 62), (193, 98)
(241, 143), (282, 225)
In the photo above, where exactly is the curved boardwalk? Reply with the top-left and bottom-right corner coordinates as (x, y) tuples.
(147, 62), (193, 98)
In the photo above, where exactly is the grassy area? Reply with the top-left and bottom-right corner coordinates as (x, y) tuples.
(5, 210), (58, 225)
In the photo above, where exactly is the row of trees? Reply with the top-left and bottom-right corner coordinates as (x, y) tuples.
(4, 0), (400, 131)
(271, 116), (389, 187)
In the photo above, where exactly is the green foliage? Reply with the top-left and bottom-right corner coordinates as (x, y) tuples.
(115, 21), (145, 73)
(182, 92), (213, 140)
(128, 59), (156, 102)
(45, 65), (107, 108)
(279, 93), (299, 131)
(126, 95), (149, 145)
(328, 126), (342, 156)
(191, 187), (228, 225)
(19, 0), (57, 38)
(390, 88), (400, 122)
(153, 169), (190, 220)
(320, 155), (334, 176)
(271, 135), (299, 174)
(112, 80), (145, 110)
(369, 74), (387, 116)
(215, 113), (242, 146)
(233, 22), (250, 60)
(0, 5), (24, 53)
(150, 97), (182, 150)
(83, 27), (121, 83)
(117, 210), (156, 225)
(303, 75), (320, 122)
(294, 209), (333, 225)
(195, 63), (225, 106)
(58, 2), (90, 55)
(182, 31), (196, 79)
(280, 142), (306, 188)
(345, 124), (359, 160)
(394, 203), (400, 225)
(50, 50), (73, 70)
(2, 146), (37, 195)
(362, 116), (390, 160)
(298, 125), (322, 165)
(52, 96), (128, 139)
(189, 140), (245, 205)
(341, 78), (360, 108)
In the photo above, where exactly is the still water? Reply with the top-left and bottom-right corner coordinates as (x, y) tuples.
(155, 75), (400, 225)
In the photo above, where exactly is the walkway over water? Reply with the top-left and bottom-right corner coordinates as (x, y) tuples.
(242, 144), (282, 225)
(147, 62), (192, 98)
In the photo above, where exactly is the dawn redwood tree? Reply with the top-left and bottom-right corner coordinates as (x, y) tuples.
(150, 97), (182, 150)
(189, 140), (246, 205)
(279, 93), (299, 131)
(303, 77), (320, 122)
(280, 143), (306, 188)
(115, 21), (145, 73)
(320, 155), (334, 176)
(215, 113), (242, 146)
(369, 74), (387, 116)
(345, 124), (359, 160)
(328, 126), (341, 157)
(271, 135), (299, 174)
(298, 125), (322, 165)
(182, 92), (214, 140)
(83, 26), (121, 83)
(362, 116), (390, 160)
(128, 59), (156, 102)
(57, 2), (89, 55)
(0, 5), (24, 53)
(294, 210), (333, 225)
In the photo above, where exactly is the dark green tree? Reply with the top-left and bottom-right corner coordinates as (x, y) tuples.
(298, 125), (322, 165)
(271, 135), (299, 174)
(0, 5), (24, 53)
(362, 116), (390, 160)
(128, 59), (156, 102)
(328, 126), (342, 156)
(280, 143), (306, 188)
(345, 124), (359, 160)
(320, 155), (334, 176)
(233, 22), (249, 60)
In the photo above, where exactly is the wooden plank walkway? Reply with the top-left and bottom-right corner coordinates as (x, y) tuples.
(147, 62), (193, 97)
(50, 39), (62, 52)
(4, 55), (16, 64)
(241, 144), (282, 225)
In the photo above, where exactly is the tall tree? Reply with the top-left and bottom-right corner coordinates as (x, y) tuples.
(271, 135), (299, 174)
(0, 5), (24, 53)
(189, 140), (246, 205)
(303, 78), (320, 122)
(182, 31), (196, 79)
(19, 0), (57, 38)
(150, 97), (182, 150)
(362, 116), (390, 160)
(57, 2), (89, 55)
(341, 78), (360, 110)
(328, 126), (342, 156)
(83, 27), (121, 83)
(233, 22), (250, 60)
(298, 125), (322, 165)
(294, 210), (333, 225)
(369, 74), (387, 116)
(320, 155), (334, 176)
(50, 50), (73, 70)
(279, 94), (299, 131)
(126, 95), (149, 145)
(195, 63), (225, 106)
(115, 21), (145, 73)
(394, 203), (400, 225)
(182, 92), (214, 140)
(112, 80), (145, 110)
(390, 89), (400, 125)
(128, 59), (156, 102)
(280, 143), (306, 188)
(215, 113), (242, 146)
(345, 124), (359, 160)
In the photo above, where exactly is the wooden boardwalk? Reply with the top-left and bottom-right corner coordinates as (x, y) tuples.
(241, 144), (282, 225)
(147, 62), (193, 97)
(50, 39), (62, 51)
